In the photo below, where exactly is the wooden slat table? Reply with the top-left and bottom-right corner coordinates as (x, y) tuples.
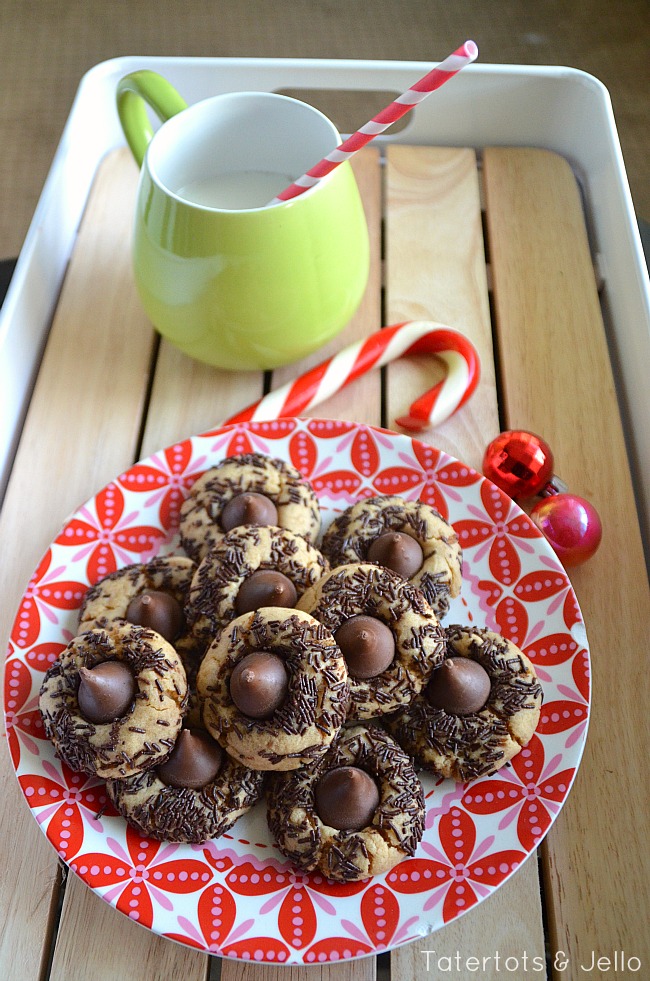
(1, 142), (648, 981)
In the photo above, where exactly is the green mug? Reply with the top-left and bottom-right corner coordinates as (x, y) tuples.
(116, 71), (370, 370)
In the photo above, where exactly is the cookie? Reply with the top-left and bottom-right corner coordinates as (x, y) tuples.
(78, 555), (195, 646)
(106, 727), (265, 843)
(78, 555), (203, 725)
(197, 607), (349, 771)
(385, 624), (543, 782)
(267, 724), (425, 882)
(297, 563), (445, 720)
(185, 524), (329, 644)
(321, 494), (462, 619)
(39, 623), (188, 780)
(179, 452), (321, 563)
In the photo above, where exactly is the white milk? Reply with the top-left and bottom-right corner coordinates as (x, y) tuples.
(175, 170), (294, 210)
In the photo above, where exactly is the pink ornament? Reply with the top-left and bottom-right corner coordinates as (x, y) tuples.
(530, 494), (602, 566)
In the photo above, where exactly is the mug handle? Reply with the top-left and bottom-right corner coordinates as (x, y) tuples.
(116, 70), (188, 167)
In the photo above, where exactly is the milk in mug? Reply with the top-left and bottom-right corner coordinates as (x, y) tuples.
(175, 170), (294, 210)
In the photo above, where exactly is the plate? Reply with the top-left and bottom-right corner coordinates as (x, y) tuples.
(4, 419), (590, 964)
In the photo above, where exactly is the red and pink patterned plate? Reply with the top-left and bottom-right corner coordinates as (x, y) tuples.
(4, 419), (590, 964)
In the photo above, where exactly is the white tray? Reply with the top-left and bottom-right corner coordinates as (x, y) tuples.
(2, 56), (649, 546)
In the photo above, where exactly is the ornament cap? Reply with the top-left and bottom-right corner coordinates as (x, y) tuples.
(539, 474), (569, 497)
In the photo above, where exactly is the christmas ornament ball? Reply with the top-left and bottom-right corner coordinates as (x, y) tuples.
(530, 493), (602, 566)
(483, 430), (554, 499)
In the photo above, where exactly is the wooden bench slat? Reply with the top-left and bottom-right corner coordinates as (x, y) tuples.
(217, 148), (382, 981)
(484, 146), (650, 973)
(384, 145), (547, 979)
(0, 149), (159, 980)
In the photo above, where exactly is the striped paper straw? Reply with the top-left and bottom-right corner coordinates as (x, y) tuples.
(224, 321), (480, 433)
(269, 40), (478, 205)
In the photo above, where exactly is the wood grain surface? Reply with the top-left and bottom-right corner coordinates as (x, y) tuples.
(0, 141), (647, 981)
(483, 146), (650, 975)
(0, 150), (156, 981)
(384, 145), (546, 981)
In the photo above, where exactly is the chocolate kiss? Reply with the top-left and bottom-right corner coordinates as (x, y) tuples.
(235, 570), (297, 615)
(157, 728), (223, 790)
(334, 615), (395, 679)
(230, 650), (289, 719)
(426, 657), (491, 715)
(77, 661), (137, 724)
(315, 766), (380, 831)
(125, 589), (185, 643)
(367, 531), (424, 579)
(221, 492), (278, 532)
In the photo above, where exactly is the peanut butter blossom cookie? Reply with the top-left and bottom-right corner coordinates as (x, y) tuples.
(185, 524), (329, 643)
(106, 727), (265, 843)
(385, 625), (543, 781)
(321, 494), (462, 619)
(179, 452), (321, 563)
(297, 563), (445, 720)
(78, 555), (194, 645)
(267, 724), (425, 881)
(39, 622), (188, 780)
(197, 607), (349, 771)
(77, 555), (204, 722)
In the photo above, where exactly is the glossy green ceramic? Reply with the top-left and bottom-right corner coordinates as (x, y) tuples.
(116, 71), (369, 370)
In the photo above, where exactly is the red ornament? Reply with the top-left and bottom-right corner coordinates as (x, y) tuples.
(530, 494), (602, 567)
(482, 431), (563, 500)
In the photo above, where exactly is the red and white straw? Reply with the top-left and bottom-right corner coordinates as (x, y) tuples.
(224, 321), (480, 433)
(269, 40), (478, 205)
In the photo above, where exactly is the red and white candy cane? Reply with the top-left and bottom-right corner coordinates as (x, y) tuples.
(269, 41), (478, 205)
(224, 321), (480, 433)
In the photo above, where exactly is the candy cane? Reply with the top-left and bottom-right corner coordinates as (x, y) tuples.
(224, 321), (480, 433)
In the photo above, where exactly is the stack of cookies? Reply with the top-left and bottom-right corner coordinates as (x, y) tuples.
(39, 451), (543, 882)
